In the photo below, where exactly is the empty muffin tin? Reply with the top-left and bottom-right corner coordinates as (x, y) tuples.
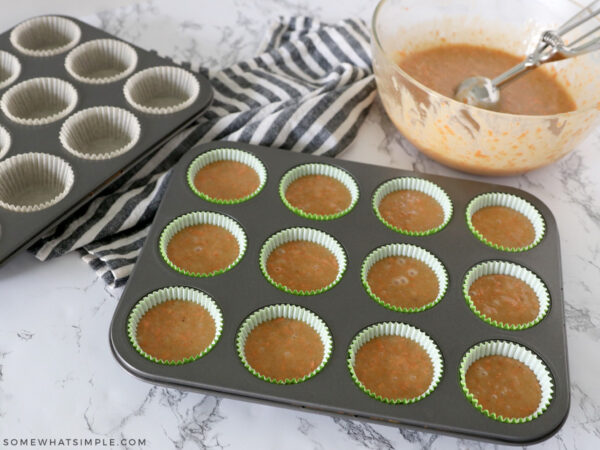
(0, 15), (213, 265)
(109, 141), (569, 445)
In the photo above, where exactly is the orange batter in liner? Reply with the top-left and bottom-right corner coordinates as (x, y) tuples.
(471, 206), (535, 249)
(378, 190), (444, 232)
(285, 174), (351, 216)
(193, 160), (260, 200)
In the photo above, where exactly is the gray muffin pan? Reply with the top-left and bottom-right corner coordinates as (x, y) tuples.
(0, 15), (213, 265)
(110, 141), (569, 445)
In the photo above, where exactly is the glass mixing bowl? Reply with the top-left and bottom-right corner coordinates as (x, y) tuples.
(372, 0), (600, 175)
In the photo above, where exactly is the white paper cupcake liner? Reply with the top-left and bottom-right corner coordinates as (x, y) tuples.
(466, 193), (545, 251)
(127, 286), (223, 365)
(347, 322), (443, 404)
(0, 126), (11, 160)
(373, 177), (452, 235)
(0, 51), (21, 89)
(124, 66), (200, 114)
(59, 106), (141, 160)
(65, 39), (138, 84)
(279, 163), (359, 220)
(463, 261), (550, 330)
(187, 148), (267, 204)
(1, 77), (78, 125)
(159, 211), (247, 277)
(236, 304), (333, 384)
(10, 16), (81, 57)
(459, 340), (554, 423)
(259, 227), (347, 295)
(0, 152), (74, 212)
(361, 243), (448, 313)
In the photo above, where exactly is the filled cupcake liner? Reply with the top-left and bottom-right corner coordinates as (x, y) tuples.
(159, 211), (247, 277)
(373, 177), (453, 235)
(0, 51), (21, 90)
(59, 106), (141, 160)
(347, 322), (443, 404)
(0, 126), (11, 160)
(0, 77), (78, 125)
(259, 227), (347, 296)
(10, 16), (81, 57)
(187, 148), (267, 204)
(463, 261), (550, 330)
(236, 303), (333, 384)
(127, 286), (223, 365)
(124, 66), (200, 114)
(459, 340), (554, 423)
(0, 152), (74, 212)
(361, 243), (448, 313)
(466, 193), (545, 252)
(65, 38), (138, 84)
(279, 163), (359, 220)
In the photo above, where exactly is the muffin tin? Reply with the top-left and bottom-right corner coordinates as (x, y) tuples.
(0, 15), (213, 265)
(109, 141), (569, 445)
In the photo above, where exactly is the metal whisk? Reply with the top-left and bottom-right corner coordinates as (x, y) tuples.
(455, 0), (600, 110)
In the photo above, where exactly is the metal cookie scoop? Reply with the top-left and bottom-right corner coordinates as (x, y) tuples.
(455, 0), (600, 110)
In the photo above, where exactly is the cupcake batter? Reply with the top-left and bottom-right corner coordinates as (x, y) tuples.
(354, 335), (433, 400)
(285, 174), (351, 216)
(244, 317), (323, 381)
(466, 355), (542, 419)
(193, 160), (260, 200)
(378, 190), (444, 232)
(471, 206), (535, 249)
(166, 224), (239, 274)
(469, 274), (539, 325)
(367, 256), (439, 308)
(266, 240), (339, 292)
(398, 44), (576, 115)
(136, 299), (216, 362)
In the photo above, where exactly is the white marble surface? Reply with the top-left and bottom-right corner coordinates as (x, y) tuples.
(1, 0), (600, 448)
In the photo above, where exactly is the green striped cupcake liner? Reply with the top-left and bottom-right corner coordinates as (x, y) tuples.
(159, 211), (247, 277)
(459, 340), (554, 423)
(361, 243), (448, 313)
(127, 286), (223, 365)
(463, 261), (550, 330)
(347, 322), (443, 404)
(466, 192), (545, 252)
(279, 163), (359, 220)
(236, 304), (333, 384)
(187, 147), (267, 204)
(372, 177), (452, 236)
(259, 227), (347, 296)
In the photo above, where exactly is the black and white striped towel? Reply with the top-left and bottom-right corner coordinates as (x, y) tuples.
(29, 16), (376, 289)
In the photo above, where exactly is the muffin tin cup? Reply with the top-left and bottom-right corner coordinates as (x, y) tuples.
(236, 304), (333, 384)
(0, 50), (21, 89)
(0, 77), (78, 126)
(279, 163), (359, 220)
(187, 147), (267, 204)
(0, 126), (11, 160)
(466, 193), (545, 252)
(127, 286), (223, 365)
(463, 261), (550, 330)
(459, 340), (554, 424)
(10, 16), (81, 57)
(373, 177), (452, 236)
(59, 106), (141, 160)
(259, 227), (347, 296)
(361, 243), (448, 313)
(0, 152), (74, 212)
(347, 322), (443, 404)
(65, 38), (138, 84)
(159, 211), (247, 278)
(124, 66), (200, 115)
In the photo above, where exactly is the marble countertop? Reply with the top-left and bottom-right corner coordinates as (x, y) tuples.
(1, 0), (600, 448)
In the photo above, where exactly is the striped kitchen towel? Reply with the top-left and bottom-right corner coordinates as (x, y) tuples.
(29, 15), (376, 288)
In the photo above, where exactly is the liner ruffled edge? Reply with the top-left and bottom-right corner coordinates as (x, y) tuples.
(0, 50), (21, 90)
(127, 286), (223, 365)
(0, 126), (11, 160)
(10, 16), (81, 57)
(236, 303), (333, 384)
